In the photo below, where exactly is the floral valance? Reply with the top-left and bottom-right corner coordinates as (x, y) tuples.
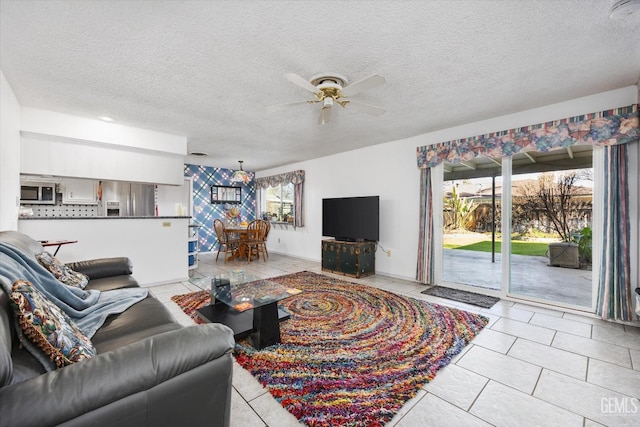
(255, 170), (305, 189)
(416, 104), (639, 169)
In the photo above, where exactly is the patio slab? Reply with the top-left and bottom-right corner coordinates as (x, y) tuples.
(443, 249), (592, 308)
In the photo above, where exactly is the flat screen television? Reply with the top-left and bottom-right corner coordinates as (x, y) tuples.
(322, 196), (379, 242)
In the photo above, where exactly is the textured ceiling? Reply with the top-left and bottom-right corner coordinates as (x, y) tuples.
(1, 0), (639, 171)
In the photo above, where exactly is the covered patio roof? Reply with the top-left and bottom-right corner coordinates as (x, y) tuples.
(443, 144), (593, 181)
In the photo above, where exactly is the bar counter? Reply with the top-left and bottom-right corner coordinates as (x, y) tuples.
(18, 216), (191, 285)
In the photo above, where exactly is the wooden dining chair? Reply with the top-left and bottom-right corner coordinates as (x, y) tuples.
(243, 220), (269, 262)
(214, 219), (240, 263)
(263, 220), (271, 259)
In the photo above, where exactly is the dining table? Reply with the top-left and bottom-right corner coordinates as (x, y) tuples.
(225, 224), (250, 261)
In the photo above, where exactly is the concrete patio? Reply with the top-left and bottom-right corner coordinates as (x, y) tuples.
(443, 249), (592, 308)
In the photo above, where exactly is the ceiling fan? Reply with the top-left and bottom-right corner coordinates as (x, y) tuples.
(268, 72), (386, 124)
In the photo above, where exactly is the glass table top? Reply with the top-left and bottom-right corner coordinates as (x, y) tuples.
(190, 270), (256, 290)
(192, 271), (301, 312)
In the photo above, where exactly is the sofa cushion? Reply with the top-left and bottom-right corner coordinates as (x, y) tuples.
(0, 285), (14, 387)
(10, 343), (46, 384)
(85, 275), (139, 292)
(66, 257), (133, 280)
(91, 296), (181, 352)
(10, 279), (97, 368)
(36, 251), (89, 289)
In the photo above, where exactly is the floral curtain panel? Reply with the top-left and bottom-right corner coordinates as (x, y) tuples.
(416, 168), (434, 284)
(255, 170), (305, 227)
(416, 104), (638, 169)
(255, 170), (305, 188)
(597, 144), (633, 321)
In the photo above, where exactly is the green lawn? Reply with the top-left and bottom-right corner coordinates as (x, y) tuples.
(444, 240), (549, 256)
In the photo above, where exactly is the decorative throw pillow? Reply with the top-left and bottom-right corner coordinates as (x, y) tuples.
(9, 279), (96, 368)
(36, 251), (89, 289)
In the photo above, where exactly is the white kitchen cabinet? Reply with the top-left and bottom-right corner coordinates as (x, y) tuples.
(21, 132), (185, 185)
(62, 178), (98, 204)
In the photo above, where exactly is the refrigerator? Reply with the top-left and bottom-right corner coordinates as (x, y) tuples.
(101, 181), (155, 216)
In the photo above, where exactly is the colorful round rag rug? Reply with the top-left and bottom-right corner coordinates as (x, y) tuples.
(172, 271), (488, 427)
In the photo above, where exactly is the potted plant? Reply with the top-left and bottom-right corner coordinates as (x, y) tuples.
(572, 226), (592, 267)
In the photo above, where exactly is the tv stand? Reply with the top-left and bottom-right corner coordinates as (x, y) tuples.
(321, 239), (375, 278)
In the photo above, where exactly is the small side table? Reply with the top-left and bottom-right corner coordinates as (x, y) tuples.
(40, 240), (78, 256)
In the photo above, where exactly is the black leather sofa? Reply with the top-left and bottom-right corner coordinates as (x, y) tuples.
(0, 230), (234, 427)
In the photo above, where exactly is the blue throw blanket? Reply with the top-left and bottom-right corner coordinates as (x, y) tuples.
(0, 242), (148, 338)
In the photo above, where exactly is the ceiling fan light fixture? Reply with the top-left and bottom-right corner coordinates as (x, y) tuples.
(274, 72), (386, 124)
(610, 0), (640, 18)
(318, 107), (331, 125)
(230, 160), (251, 184)
(310, 73), (347, 88)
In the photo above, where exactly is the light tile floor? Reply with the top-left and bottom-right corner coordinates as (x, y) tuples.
(146, 253), (640, 427)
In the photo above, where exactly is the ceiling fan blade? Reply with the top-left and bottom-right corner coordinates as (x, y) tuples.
(340, 74), (386, 97)
(285, 73), (320, 94)
(267, 101), (311, 112)
(318, 107), (332, 125)
(346, 100), (386, 116)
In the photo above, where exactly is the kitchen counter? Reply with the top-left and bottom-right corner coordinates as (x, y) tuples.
(19, 216), (191, 220)
(18, 217), (191, 285)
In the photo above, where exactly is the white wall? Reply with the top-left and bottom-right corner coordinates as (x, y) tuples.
(0, 71), (21, 231)
(258, 86), (639, 283)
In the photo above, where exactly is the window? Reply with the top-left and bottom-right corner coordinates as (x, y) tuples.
(256, 169), (304, 227)
(261, 183), (294, 222)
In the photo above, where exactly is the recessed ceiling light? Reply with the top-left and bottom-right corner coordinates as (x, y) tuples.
(98, 116), (114, 122)
(189, 151), (209, 157)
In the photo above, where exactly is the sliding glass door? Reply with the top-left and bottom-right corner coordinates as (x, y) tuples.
(439, 146), (595, 310)
(442, 160), (502, 291)
(508, 146), (593, 308)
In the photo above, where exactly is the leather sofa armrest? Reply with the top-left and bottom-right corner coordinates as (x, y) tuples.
(0, 324), (235, 426)
(66, 257), (133, 279)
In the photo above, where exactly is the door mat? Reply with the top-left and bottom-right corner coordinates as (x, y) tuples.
(172, 271), (488, 427)
(421, 286), (500, 309)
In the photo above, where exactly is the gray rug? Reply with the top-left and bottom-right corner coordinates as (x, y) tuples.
(421, 286), (500, 309)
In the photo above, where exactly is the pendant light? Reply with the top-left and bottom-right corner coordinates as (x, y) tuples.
(231, 160), (251, 184)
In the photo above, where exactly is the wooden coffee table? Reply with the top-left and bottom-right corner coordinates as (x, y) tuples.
(195, 273), (300, 350)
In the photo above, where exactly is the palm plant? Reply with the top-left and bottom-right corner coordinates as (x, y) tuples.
(445, 185), (475, 230)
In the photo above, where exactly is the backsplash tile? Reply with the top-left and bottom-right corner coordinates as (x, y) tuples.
(23, 204), (98, 217)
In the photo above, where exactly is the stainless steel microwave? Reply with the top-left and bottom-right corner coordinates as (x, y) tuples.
(20, 183), (55, 204)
